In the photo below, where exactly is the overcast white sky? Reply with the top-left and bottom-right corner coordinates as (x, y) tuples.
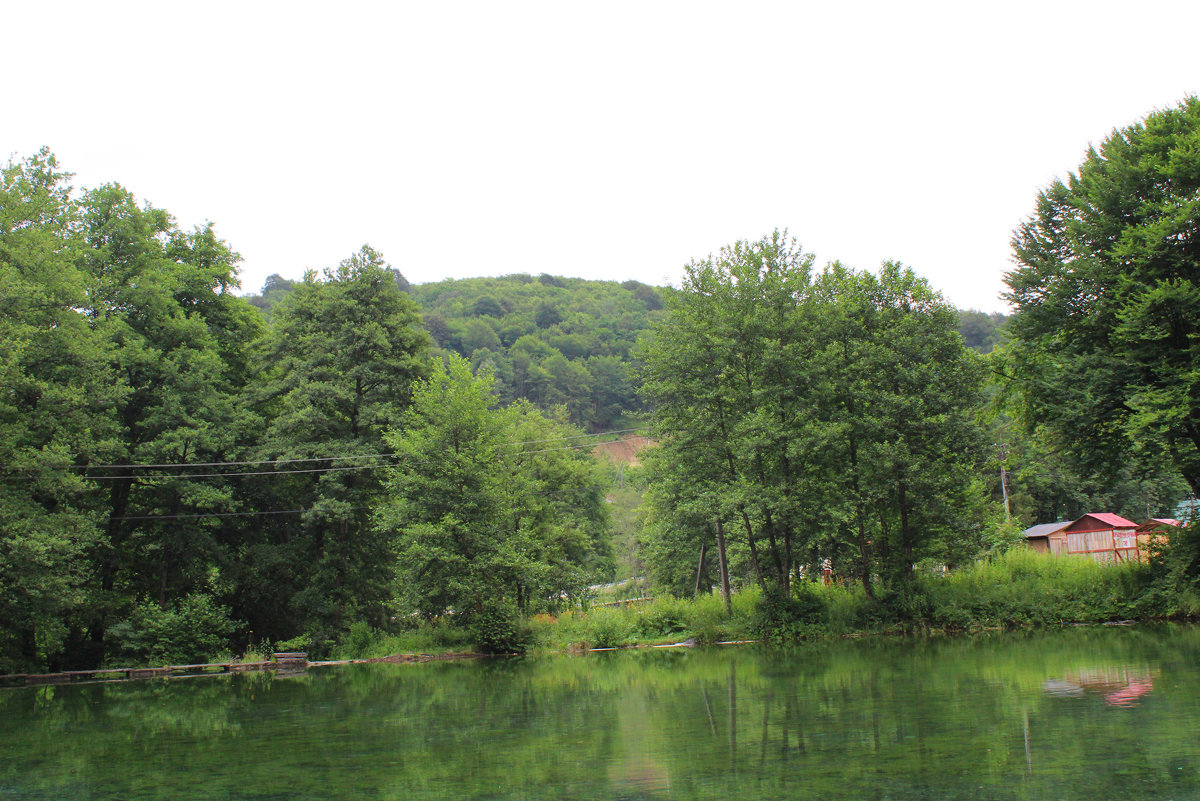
(6, 1), (1199, 312)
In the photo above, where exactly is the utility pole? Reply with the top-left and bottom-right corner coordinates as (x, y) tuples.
(996, 442), (1012, 521)
(1001, 465), (1011, 521)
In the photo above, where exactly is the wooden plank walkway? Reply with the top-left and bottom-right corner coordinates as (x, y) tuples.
(0, 653), (307, 688)
(596, 596), (654, 607)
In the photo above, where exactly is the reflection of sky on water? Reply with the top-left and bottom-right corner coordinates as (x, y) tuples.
(1043, 665), (1157, 707)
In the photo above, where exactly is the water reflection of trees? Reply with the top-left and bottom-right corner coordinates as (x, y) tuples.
(3, 627), (1200, 800)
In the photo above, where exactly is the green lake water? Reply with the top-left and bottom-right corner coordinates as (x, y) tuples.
(3, 626), (1200, 800)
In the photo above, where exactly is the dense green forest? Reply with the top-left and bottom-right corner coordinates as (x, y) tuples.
(0, 152), (617, 671)
(3, 98), (1199, 672)
(249, 271), (663, 432)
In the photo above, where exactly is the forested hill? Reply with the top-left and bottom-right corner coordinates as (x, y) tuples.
(248, 273), (1005, 431)
(251, 273), (667, 431)
(957, 309), (1009, 354)
(410, 275), (665, 431)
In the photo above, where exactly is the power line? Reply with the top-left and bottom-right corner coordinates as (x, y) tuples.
(79, 437), (652, 482)
(89, 453), (391, 470)
(91, 464), (392, 481)
(5, 427), (650, 481)
(68, 426), (649, 472)
(111, 507), (320, 521)
(107, 481), (618, 522)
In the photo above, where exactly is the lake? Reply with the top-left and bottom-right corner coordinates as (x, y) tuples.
(3, 626), (1199, 800)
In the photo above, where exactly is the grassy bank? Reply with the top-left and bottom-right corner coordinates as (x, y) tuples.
(81, 551), (1179, 670)
(318, 550), (1177, 660)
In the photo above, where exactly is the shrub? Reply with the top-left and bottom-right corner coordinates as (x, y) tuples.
(469, 602), (531, 655)
(583, 607), (637, 649)
(917, 549), (1152, 629)
(276, 633), (312, 652)
(752, 582), (827, 643)
(637, 597), (689, 638)
(105, 594), (239, 666)
(334, 621), (381, 659)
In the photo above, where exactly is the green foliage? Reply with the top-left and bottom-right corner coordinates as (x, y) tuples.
(750, 581), (844, 643)
(469, 601), (532, 655)
(408, 274), (665, 429)
(326, 621), (473, 659)
(640, 231), (991, 600)
(1142, 521), (1200, 616)
(275, 633), (313, 652)
(335, 621), (382, 659)
(244, 273), (296, 321)
(381, 355), (612, 625)
(537, 594), (756, 650)
(919, 549), (1152, 629)
(1006, 96), (1200, 498)
(583, 608), (639, 649)
(243, 244), (430, 640)
(104, 594), (239, 666)
(0, 148), (268, 671)
(957, 309), (1009, 354)
(988, 349), (1189, 526)
(11, 141), (1200, 676)
(543, 552), (1163, 649)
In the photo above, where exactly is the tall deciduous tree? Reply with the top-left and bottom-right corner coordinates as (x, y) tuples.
(812, 263), (989, 587)
(1, 150), (264, 669)
(246, 245), (429, 641)
(0, 151), (117, 670)
(78, 183), (262, 666)
(380, 355), (610, 624)
(640, 233), (989, 600)
(1006, 97), (1200, 496)
(640, 233), (821, 598)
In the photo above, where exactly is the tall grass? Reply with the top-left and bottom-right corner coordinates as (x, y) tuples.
(329, 620), (475, 660)
(917, 548), (1153, 629)
(533, 592), (759, 650)
(328, 550), (1168, 658)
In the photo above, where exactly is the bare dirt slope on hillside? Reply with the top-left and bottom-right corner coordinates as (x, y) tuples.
(592, 435), (654, 467)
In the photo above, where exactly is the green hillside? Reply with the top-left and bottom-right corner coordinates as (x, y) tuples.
(408, 275), (666, 431)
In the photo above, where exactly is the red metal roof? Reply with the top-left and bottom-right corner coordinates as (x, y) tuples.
(1078, 512), (1138, 528)
(1138, 518), (1180, 531)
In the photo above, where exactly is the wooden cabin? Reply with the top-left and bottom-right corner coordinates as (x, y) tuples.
(1060, 513), (1140, 563)
(1138, 518), (1180, 533)
(1023, 513), (1181, 563)
(1135, 518), (1180, 557)
(1022, 521), (1070, 554)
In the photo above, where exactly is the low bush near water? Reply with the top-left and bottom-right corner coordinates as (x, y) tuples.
(469, 603), (532, 654)
(104, 594), (239, 667)
(326, 619), (475, 660)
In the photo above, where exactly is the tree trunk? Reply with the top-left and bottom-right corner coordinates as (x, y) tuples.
(693, 542), (708, 597)
(898, 480), (914, 580)
(857, 508), (875, 600)
(716, 517), (732, 616)
(741, 509), (769, 593)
